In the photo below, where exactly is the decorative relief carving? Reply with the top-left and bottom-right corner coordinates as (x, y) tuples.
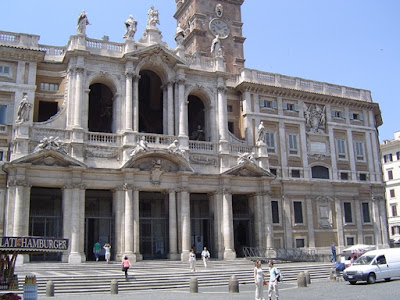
(34, 136), (67, 154)
(150, 160), (164, 185)
(189, 155), (216, 166)
(304, 103), (326, 134)
(86, 147), (118, 159)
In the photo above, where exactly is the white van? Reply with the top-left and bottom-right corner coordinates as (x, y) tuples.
(343, 248), (400, 284)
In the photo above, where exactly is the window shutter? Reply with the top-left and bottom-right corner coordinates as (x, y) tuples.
(272, 100), (277, 108)
(349, 113), (354, 120)
(294, 103), (299, 111)
(359, 113), (364, 121)
(331, 110), (336, 118)
(6, 104), (14, 125)
(259, 98), (264, 107)
(282, 101), (287, 110)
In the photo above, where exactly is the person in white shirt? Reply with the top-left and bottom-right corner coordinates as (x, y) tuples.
(268, 260), (280, 300)
(201, 247), (210, 267)
(189, 248), (196, 272)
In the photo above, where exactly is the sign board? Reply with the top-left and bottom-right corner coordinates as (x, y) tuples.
(0, 236), (69, 253)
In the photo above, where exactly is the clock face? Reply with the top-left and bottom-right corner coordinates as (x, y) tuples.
(209, 18), (230, 39)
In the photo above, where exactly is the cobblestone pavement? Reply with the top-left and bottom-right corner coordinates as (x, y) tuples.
(36, 278), (400, 300)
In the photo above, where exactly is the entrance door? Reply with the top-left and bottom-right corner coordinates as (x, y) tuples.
(190, 194), (213, 257)
(232, 195), (254, 257)
(139, 192), (169, 260)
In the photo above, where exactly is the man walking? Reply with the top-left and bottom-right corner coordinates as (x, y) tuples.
(331, 242), (337, 262)
(268, 261), (280, 300)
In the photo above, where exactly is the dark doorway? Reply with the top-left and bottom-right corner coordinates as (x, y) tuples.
(29, 187), (63, 261)
(139, 192), (169, 259)
(38, 101), (58, 122)
(84, 189), (113, 261)
(188, 95), (205, 141)
(138, 70), (163, 134)
(232, 195), (253, 257)
(190, 194), (213, 257)
(88, 83), (114, 133)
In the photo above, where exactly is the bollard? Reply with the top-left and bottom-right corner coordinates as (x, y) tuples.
(304, 270), (311, 285)
(110, 279), (118, 294)
(190, 277), (198, 293)
(297, 271), (307, 288)
(46, 280), (55, 297)
(228, 275), (239, 293)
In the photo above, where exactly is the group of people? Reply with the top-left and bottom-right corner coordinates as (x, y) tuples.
(189, 247), (211, 272)
(254, 260), (281, 300)
(93, 241), (112, 263)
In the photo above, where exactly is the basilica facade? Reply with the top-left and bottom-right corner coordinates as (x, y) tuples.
(0, 0), (388, 263)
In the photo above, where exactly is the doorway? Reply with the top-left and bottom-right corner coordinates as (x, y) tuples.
(232, 194), (254, 257)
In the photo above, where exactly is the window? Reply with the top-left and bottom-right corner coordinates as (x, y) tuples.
(270, 168), (277, 176)
(283, 102), (299, 111)
(227, 105), (233, 112)
(288, 134), (298, 155)
(344, 202), (353, 223)
(40, 82), (59, 91)
(340, 172), (349, 180)
(346, 236), (355, 246)
(293, 201), (303, 224)
(331, 110), (343, 118)
(392, 205), (398, 217)
(337, 139), (347, 159)
(260, 98), (277, 109)
(376, 255), (387, 265)
(0, 151), (3, 161)
(362, 203), (371, 223)
(388, 170), (393, 180)
(390, 189), (395, 198)
(359, 173), (367, 181)
(265, 131), (276, 153)
(291, 169), (300, 178)
(228, 122), (234, 134)
(311, 166), (329, 179)
(0, 105), (6, 125)
(350, 112), (363, 121)
(384, 153), (393, 163)
(295, 238), (305, 248)
(271, 201), (279, 224)
(397, 151), (400, 160)
(0, 65), (11, 76)
(354, 141), (364, 161)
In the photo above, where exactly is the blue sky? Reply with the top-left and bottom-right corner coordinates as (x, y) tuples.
(1, 0), (398, 142)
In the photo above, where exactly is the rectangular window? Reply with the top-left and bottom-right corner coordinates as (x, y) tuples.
(271, 201), (279, 224)
(0, 65), (11, 75)
(390, 189), (395, 198)
(0, 151), (3, 161)
(291, 169), (301, 178)
(260, 98), (277, 109)
(340, 172), (349, 180)
(228, 122), (234, 134)
(337, 139), (347, 159)
(332, 110), (343, 118)
(392, 205), (398, 217)
(350, 112), (363, 121)
(362, 203), (371, 223)
(359, 173), (367, 181)
(265, 131), (275, 153)
(293, 201), (303, 224)
(344, 202), (352, 223)
(0, 105), (6, 125)
(354, 141), (364, 161)
(40, 82), (59, 91)
(227, 105), (233, 112)
(295, 238), (305, 248)
(384, 153), (393, 163)
(288, 134), (298, 155)
(397, 151), (400, 160)
(346, 236), (355, 246)
(388, 170), (393, 180)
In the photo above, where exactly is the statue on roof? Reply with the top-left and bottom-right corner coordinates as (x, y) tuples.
(77, 10), (90, 35)
(123, 15), (137, 40)
(147, 6), (160, 28)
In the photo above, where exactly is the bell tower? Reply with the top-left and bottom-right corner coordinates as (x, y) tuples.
(174, 0), (246, 74)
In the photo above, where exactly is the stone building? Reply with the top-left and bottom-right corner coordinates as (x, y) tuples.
(0, 0), (388, 264)
(381, 131), (400, 245)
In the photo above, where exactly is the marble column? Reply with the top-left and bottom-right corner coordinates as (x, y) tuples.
(355, 198), (363, 244)
(125, 71), (133, 131)
(62, 186), (72, 263)
(74, 67), (84, 128)
(346, 128), (356, 181)
(306, 196), (315, 248)
(371, 196), (383, 246)
(69, 184), (85, 264)
(282, 195), (292, 248)
(167, 82), (174, 136)
(177, 79), (187, 137)
(133, 75), (140, 132)
(123, 184), (135, 260)
(334, 198), (345, 249)
(262, 192), (274, 248)
(168, 189), (179, 259)
(254, 193), (263, 248)
(133, 188), (141, 260)
(113, 186), (125, 261)
(217, 84), (228, 143)
(222, 189), (236, 259)
(180, 188), (190, 261)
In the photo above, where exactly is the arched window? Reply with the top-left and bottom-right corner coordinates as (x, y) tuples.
(188, 95), (205, 141)
(311, 166), (330, 179)
(88, 83), (114, 133)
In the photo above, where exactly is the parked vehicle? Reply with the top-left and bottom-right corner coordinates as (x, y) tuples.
(343, 248), (400, 284)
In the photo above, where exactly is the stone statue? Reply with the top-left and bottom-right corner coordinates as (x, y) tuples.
(304, 104), (326, 133)
(256, 121), (265, 144)
(131, 136), (149, 156)
(123, 15), (137, 40)
(15, 95), (32, 124)
(168, 140), (185, 156)
(237, 152), (257, 165)
(147, 6), (160, 28)
(77, 10), (90, 35)
(174, 22), (185, 45)
(211, 35), (222, 57)
(34, 136), (67, 154)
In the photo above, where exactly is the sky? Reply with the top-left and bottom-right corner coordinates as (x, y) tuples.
(1, 0), (399, 142)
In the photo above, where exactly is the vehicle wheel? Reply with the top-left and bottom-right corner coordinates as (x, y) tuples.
(367, 273), (376, 284)
(384, 278), (391, 282)
(349, 281), (357, 285)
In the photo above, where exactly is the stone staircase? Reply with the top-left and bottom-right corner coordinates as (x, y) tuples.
(12, 260), (333, 295)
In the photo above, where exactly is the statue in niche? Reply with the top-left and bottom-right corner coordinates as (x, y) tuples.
(16, 94), (32, 124)
(123, 15), (137, 40)
(131, 136), (149, 156)
(237, 152), (257, 165)
(210, 35), (222, 57)
(304, 104), (326, 133)
(77, 10), (90, 35)
(256, 121), (265, 144)
(147, 6), (160, 28)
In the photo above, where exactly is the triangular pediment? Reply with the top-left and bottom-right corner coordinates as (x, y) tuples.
(125, 44), (186, 67)
(8, 149), (87, 168)
(223, 161), (275, 178)
(121, 150), (194, 173)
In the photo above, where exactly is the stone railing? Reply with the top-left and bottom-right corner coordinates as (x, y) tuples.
(0, 30), (40, 50)
(38, 45), (66, 61)
(233, 68), (372, 102)
(87, 132), (120, 145)
(230, 144), (254, 154)
(136, 133), (175, 148)
(189, 140), (216, 153)
(185, 54), (215, 71)
(85, 38), (124, 53)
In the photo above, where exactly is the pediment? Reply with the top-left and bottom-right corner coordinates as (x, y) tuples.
(9, 149), (87, 168)
(223, 161), (275, 178)
(121, 150), (194, 173)
(125, 44), (186, 67)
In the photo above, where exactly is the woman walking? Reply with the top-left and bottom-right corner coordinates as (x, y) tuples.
(189, 249), (196, 272)
(254, 260), (265, 300)
(122, 256), (131, 280)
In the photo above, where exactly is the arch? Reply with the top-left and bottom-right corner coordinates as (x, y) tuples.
(88, 83), (114, 133)
(134, 53), (174, 84)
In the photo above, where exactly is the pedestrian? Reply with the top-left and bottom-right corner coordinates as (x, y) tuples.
(254, 260), (265, 300)
(103, 243), (111, 263)
(201, 247), (210, 267)
(93, 241), (101, 261)
(331, 242), (337, 262)
(189, 248), (196, 272)
(122, 256), (131, 280)
(268, 260), (280, 300)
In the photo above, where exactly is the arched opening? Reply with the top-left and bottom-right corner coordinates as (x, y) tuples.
(311, 165), (330, 179)
(88, 83), (114, 133)
(138, 70), (163, 134)
(188, 95), (206, 141)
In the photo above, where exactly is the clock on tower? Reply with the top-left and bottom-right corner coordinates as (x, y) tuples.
(174, 0), (246, 74)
